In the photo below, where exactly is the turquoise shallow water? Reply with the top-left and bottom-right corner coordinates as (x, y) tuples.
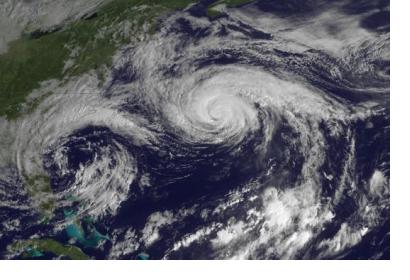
(65, 210), (109, 248)
(0, 0), (390, 260)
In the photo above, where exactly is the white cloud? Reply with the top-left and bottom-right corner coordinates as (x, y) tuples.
(141, 211), (175, 247)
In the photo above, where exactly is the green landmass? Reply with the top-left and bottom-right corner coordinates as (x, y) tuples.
(23, 91), (53, 115)
(24, 174), (55, 219)
(9, 238), (90, 260)
(0, 0), (197, 119)
(0, 0), (198, 223)
(207, 0), (254, 17)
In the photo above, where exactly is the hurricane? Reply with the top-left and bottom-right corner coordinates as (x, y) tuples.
(0, 0), (389, 260)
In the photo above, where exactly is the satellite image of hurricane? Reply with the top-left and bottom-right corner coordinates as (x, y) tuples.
(0, 0), (389, 260)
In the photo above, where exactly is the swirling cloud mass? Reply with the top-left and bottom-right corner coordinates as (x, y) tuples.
(0, 0), (389, 259)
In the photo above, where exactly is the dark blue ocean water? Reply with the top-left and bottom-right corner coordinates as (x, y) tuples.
(0, 0), (389, 260)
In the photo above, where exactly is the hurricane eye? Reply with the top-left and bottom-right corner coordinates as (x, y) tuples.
(1, 0), (389, 261)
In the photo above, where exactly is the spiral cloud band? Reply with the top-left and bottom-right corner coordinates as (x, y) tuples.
(0, 1), (389, 260)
